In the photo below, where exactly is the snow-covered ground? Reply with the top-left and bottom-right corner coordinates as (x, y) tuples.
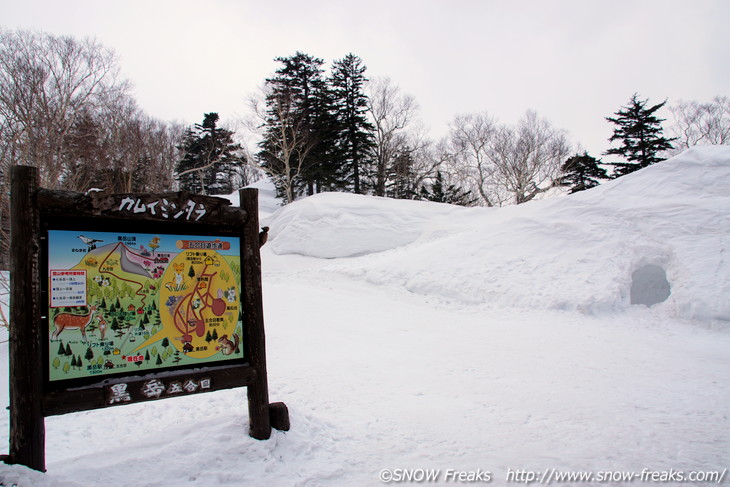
(2, 146), (729, 486)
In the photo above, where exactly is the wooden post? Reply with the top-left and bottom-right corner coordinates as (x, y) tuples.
(7, 166), (45, 471)
(239, 188), (272, 440)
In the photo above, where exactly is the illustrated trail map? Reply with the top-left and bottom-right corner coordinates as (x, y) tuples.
(47, 230), (243, 382)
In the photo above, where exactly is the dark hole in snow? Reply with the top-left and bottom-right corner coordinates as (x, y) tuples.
(630, 264), (671, 307)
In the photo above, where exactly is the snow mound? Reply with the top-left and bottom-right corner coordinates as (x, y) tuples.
(266, 192), (472, 258)
(267, 146), (730, 323)
(217, 177), (281, 220)
(245, 177), (281, 219)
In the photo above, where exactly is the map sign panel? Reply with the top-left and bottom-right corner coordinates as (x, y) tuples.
(47, 230), (243, 382)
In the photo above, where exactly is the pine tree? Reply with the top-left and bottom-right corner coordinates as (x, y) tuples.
(175, 113), (246, 194)
(387, 147), (418, 199)
(257, 52), (333, 202)
(330, 54), (375, 194)
(604, 94), (675, 178)
(557, 152), (608, 193)
(419, 171), (476, 206)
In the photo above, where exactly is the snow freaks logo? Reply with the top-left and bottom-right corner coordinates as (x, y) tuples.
(378, 467), (728, 484)
(379, 468), (492, 483)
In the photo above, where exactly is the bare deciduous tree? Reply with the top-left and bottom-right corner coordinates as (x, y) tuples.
(366, 77), (420, 196)
(441, 111), (571, 206)
(0, 29), (183, 270)
(385, 129), (441, 200)
(491, 111), (571, 204)
(249, 87), (319, 204)
(0, 28), (129, 189)
(440, 113), (502, 206)
(667, 96), (730, 154)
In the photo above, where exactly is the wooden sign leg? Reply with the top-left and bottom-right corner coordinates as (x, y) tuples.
(7, 166), (45, 471)
(239, 188), (272, 440)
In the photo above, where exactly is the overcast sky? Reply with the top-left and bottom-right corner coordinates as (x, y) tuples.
(3, 0), (729, 157)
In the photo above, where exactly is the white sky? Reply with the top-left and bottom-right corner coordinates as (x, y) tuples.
(3, 0), (729, 157)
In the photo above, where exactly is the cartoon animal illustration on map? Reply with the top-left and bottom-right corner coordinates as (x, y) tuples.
(95, 314), (108, 340)
(78, 235), (103, 250)
(52, 305), (101, 342)
(165, 262), (186, 291)
(216, 333), (239, 355)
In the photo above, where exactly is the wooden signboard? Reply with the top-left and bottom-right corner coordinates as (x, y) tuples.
(5, 165), (287, 472)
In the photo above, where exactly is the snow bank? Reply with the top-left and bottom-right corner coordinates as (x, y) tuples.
(266, 192), (472, 258)
(267, 146), (730, 323)
(216, 177), (281, 220)
(245, 177), (281, 219)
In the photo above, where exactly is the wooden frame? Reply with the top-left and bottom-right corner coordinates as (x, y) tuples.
(5, 165), (286, 472)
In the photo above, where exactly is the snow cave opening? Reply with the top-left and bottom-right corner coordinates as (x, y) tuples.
(630, 264), (671, 307)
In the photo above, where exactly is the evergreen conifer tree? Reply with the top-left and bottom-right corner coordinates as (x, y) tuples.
(303, 78), (340, 194)
(257, 52), (335, 202)
(330, 54), (375, 194)
(175, 113), (245, 194)
(604, 94), (675, 177)
(419, 171), (476, 206)
(558, 152), (608, 193)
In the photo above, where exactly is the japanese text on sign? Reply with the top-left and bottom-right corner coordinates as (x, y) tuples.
(49, 270), (87, 307)
(117, 197), (207, 221)
(107, 377), (212, 405)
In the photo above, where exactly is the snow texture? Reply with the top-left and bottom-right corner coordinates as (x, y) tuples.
(267, 146), (730, 323)
(1, 146), (729, 486)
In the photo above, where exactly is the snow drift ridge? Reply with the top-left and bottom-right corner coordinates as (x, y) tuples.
(265, 146), (730, 323)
